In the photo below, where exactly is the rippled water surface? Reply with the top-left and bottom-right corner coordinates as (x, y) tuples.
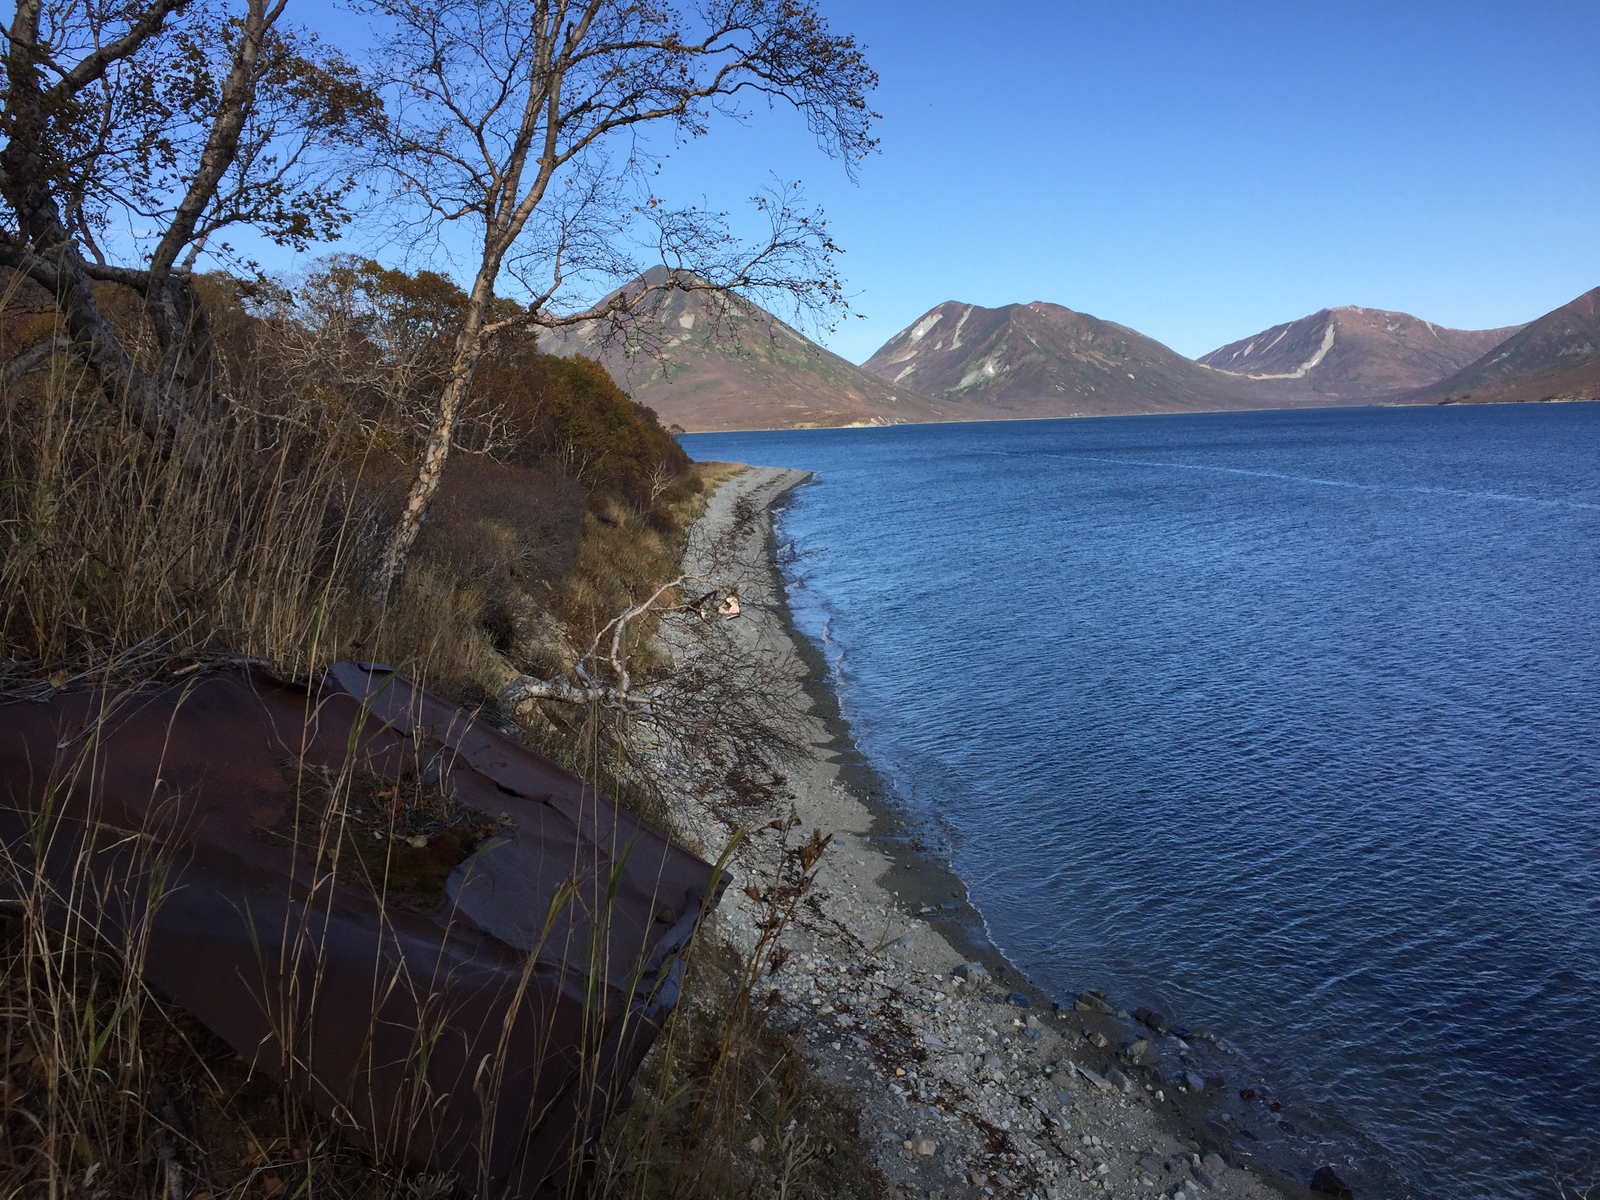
(683, 404), (1600, 1199)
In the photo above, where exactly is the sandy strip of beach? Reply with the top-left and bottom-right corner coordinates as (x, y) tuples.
(667, 466), (1327, 1200)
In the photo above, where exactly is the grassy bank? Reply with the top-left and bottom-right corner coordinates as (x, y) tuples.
(0, 265), (870, 1199)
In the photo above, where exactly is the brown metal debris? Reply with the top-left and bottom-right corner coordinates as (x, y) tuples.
(0, 663), (724, 1195)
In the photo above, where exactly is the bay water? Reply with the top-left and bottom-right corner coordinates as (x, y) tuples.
(683, 403), (1600, 1199)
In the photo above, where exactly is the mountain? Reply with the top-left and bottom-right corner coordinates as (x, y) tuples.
(540, 272), (961, 432)
(1411, 287), (1600, 406)
(860, 300), (1286, 417)
(1197, 306), (1523, 400)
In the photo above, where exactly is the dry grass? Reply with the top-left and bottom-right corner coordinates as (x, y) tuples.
(0, 351), (359, 681)
(0, 278), (858, 1198)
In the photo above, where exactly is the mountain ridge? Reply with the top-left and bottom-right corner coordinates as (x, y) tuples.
(1411, 287), (1600, 406)
(539, 272), (963, 432)
(1197, 306), (1522, 398)
(543, 273), (1596, 430)
(859, 299), (1287, 418)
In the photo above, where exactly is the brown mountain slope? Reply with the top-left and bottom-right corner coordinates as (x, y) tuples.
(1197, 306), (1522, 400)
(860, 300), (1293, 417)
(540, 275), (962, 433)
(1412, 287), (1600, 405)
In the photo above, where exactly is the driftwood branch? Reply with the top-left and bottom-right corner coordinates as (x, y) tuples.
(498, 574), (741, 713)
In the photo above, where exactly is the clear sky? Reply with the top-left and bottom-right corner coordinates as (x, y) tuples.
(303, 1), (1600, 363)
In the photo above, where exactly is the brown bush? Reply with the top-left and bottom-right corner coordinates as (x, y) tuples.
(481, 348), (692, 512)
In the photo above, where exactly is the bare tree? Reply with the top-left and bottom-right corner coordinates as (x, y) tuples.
(361, 0), (879, 595)
(0, 0), (381, 448)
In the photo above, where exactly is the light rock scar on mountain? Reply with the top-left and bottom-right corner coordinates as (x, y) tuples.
(1197, 306), (1523, 398)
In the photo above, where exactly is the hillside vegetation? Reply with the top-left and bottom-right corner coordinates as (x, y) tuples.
(0, 258), (876, 1199)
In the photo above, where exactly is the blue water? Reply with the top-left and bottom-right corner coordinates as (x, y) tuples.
(684, 403), (1600, 1200)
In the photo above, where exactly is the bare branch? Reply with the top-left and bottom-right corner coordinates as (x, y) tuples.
(1, 333), (70, 384)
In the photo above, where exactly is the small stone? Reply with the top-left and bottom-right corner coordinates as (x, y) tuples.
(1007, 991), (1032, 1008)
(922, 1032), (946, 1048)
(953, 962), (991, 984)
(909, 1134), (938, 1156)
(1309, 1166), (1354, 1197)
(1055, 1087), (1073, 1107)
(407, 835), (428, 849)
(1076, 992), (1114, 1015)
(747, 1134), (766, 1153)
(1201, 1153), (1225, 1174)
(1088, 1031), (1110, 1049)
(1105, 1067), (1134, 1094)
(1182, 1070), (1206, 1092)
(1137, 1157), (1163, 1178)
(1194, 1166), (1220, 1191)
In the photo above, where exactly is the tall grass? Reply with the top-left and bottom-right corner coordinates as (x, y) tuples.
(0, 326), (367, 683)
(0, 285), (865, 1197)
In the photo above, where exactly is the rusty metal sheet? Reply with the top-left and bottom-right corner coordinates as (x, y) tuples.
(0, 664), (724, 1195)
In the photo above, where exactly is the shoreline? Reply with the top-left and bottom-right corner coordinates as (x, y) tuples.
(672, 466), (1336, 1200)
(668, 394), (1600, 436)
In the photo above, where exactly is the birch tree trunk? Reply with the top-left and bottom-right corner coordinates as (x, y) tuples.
(370, 268), (499, 593)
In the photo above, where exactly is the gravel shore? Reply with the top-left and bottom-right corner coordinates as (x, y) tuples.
(667, 467), (1333, 1200)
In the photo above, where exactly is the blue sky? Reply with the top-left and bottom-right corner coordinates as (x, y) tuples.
(302, 1), (1600, 363)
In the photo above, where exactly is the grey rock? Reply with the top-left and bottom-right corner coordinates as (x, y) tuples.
(1183, 1070), (1207, 1092)
(1007, 991), (1032, 1008)
(1054, 1087), (1073, 1107)
(1124, 1037), (1159, 1066)
(1310, 1165), (1354, 1197)
(1201, 1152), (1226, 1174)
(1072, 1063), (1115, 1092)
(1134, 1006), (1170, 1034)
(1075, 991), (1114, 1015)
(1104, 1067), (1135, 1094)
(1194, 1165), (1221, 1190)
(1137, 1156), (1164, 1178)
(952, 961), (990, 984)
(1087, 1031), (1111, 1049)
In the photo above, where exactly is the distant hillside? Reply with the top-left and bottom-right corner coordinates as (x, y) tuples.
(1412, 287), (1600, 406)
(1198, 306), (1522, 400)
(540, 272), (960, 432)
(860, 300), (1286, 417)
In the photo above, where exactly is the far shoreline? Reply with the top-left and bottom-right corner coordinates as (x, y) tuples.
(671, 394), (1600, 437)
